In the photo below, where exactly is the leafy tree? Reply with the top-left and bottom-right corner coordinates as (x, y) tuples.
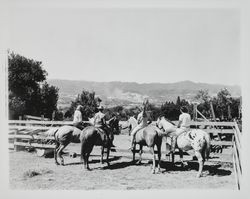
(40, 82), (59, 118)
(8, 52), (59, 119)
(68, 90), (101, 120)
(216, 88), (232, 120)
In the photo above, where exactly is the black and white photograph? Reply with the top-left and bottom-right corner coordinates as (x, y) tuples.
(1, 0), (250, 197)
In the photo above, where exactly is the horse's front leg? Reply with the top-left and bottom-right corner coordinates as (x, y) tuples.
(179, 149), (187, 167)
(100, 146), (104, 164)
(106, 146), (110, 167)
(150, 147), (156, 174)
(156, 142), (162, 173)
(195, 151), (204, 178)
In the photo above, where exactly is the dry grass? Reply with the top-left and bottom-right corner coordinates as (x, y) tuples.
(9, 134), (236, 190)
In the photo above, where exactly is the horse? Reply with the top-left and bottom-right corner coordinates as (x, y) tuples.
(125, 116), (164, 174)
(51, 116), (119, 170)
(156, 116), (210, 177)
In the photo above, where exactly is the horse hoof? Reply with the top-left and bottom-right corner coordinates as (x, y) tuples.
(151, 170), (155, 174)
(136, 160), (142, 165)
(196, 174), (201, 178)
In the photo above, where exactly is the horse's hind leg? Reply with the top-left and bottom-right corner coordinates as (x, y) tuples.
(195, 151), (204, 178)
(137, 145), (143, 164)
(57, 143), (68, 166)
(150, 147), (156, 174)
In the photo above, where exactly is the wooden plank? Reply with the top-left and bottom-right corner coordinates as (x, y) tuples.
(202, 129), (234, 134)
(233, 151), (240, 190)
(8, 120), (235, 127)
(234, 129), (241, 149)
(211, 140), (233, 146)
(9, 120), (73, 125)
(9, 126), (58, 130)
(9, 134), (55, 140)
(14, 141), (56, 149)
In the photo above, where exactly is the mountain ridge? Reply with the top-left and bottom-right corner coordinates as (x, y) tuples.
(47, 79), (241, 108)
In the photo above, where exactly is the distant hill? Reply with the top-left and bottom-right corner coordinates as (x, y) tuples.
(47, 79), (241, 109)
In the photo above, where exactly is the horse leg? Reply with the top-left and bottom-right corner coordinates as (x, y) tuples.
(132, 144), (136, 163)
(195, 151), (204, 178)
(57, 144), (68, 166)
(106, 146), (110, 167)
(171, 151), (175, 165)
(150, 147), (156, 174)
(156, 142), (162, 173)
(86, 152), (91, 170)
(100, 146), (104, 164)
(137, 145), (143, 164)
(179, 149), (187, 167)
(54, 141), (60, 165)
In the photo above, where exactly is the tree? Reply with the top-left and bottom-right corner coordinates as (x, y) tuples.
(8, 52), (59, 119)
(40, 82), (59, 118)
(216, 88), (232, 120)
(68, 90), (101, 120)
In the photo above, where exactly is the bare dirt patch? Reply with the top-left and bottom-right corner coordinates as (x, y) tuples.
(9, 135), (236, 190)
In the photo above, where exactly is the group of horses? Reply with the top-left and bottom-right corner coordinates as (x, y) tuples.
(47, 116), (211, 178)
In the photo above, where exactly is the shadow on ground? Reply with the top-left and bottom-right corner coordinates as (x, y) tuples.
(161, 161), (232, 176)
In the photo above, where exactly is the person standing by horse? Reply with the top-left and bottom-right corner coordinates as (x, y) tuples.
(168, 106), (191, 154)
(129, 99), (152, 150)
(73, 105), (84, 130)
(93, 105), (115, 148)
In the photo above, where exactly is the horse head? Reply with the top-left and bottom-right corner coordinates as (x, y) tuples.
(107, 116), (120, 135)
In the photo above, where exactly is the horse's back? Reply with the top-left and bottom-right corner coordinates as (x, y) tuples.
(177, 129), (209, 151)
(55, 125), (81, 144)
(135, 125), (159, 146)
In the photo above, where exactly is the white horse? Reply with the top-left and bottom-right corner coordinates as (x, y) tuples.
(156, 116), (210, 177)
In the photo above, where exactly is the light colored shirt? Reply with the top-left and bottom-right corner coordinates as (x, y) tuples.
(94, 112), (106, 127)
(179, 113), (191, 128)
(137, 111), (151, 126)
(73, 110), (82, 123)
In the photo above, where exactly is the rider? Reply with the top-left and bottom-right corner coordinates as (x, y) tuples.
(73, 105), (84, 130)
(93, 105), (115, 148)
(168, 106), (191, 154)
(129, 99), (152, 150)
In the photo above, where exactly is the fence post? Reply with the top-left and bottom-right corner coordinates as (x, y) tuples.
(14, 116), (22, 151)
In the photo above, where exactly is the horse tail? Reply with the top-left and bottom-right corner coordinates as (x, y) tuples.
(204, 131), (211, 160)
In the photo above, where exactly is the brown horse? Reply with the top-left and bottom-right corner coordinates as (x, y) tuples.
(52, 117), (119, 170)
(125, 117), (164, 174)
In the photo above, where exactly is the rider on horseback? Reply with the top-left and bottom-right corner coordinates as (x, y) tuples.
(73, 105), (84, 130)
(169, 106), (191, 154)
(129, 99), (152, 150)
(93, 105), (115, 148)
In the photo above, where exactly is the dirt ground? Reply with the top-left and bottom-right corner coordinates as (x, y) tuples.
(9, 134), (236, 190)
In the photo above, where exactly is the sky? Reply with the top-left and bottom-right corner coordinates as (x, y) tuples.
(7, 1), (241, 86)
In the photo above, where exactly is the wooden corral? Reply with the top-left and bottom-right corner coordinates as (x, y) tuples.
(8, 119), (242, 188)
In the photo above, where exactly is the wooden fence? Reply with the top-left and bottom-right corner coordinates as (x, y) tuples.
(232, 120), (242, 190)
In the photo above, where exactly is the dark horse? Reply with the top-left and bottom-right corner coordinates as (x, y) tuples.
(51, 117), (119, 170)
(124, 117), (165, 174)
